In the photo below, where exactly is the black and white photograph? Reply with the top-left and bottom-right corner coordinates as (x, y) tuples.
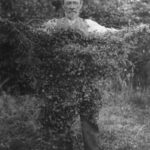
(0, 0), (150, 150)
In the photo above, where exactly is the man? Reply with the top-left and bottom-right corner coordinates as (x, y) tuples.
(40, 0), (117, 150)
(41, 0), (118, 36)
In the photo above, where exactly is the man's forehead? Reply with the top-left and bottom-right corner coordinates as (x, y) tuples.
(64, 0), (82, 4)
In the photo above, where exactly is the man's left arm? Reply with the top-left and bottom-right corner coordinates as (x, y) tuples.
(85, 19), (119, 36)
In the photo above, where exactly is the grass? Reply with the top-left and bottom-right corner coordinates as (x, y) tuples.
(97, 87), (150, 150)
(0, 87), (149, 150)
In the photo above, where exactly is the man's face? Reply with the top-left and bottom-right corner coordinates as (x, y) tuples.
(63, 0), (82, 20)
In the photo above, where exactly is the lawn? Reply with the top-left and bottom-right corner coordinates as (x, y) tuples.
(0, 88), (149, 150)
(97, 88), (150, 150)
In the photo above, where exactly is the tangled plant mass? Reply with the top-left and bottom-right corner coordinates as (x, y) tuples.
(0, 18), (150, 150)
(0, 18), (131, 94)
(0, 19), (130, 149)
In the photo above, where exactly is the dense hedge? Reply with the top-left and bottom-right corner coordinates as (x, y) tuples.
(0, 18), (130, 150)
(0, 19), (130, 94)
(0, 19), (150, 149)
(124, 25), (150, 88)
(0, 18), (130, 149)
(1, 19), (150, 92)
(81, 3), (129, 28)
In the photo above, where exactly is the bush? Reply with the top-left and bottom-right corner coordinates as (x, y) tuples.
(0, 94), (45, 150)
(0, 0), (55, 22)
(0, 19), (130, 94)
(124, 25), (150, 88)
(0, 19), (131, 149)
(81, 3), (129, 28)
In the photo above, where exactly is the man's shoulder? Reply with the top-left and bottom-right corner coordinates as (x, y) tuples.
(85, 19), (108, 34)
(42, 18), (58, 28)
(85, 19), (119, 34)
(43, 18), (66, 26)
(40, 18), (66, 33)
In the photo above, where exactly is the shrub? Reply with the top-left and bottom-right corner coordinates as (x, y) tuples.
(0, 94), (46, 150)
(124, 25), (150, 88)
(81, 3), (129, 28)
(0, 19), (130, 94)
(0, 19), (131, 149)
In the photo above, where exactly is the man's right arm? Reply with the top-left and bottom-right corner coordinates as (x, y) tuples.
(37, 19), (57, 34)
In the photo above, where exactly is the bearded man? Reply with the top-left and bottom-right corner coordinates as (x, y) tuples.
(42, 0), (118, 36)
(40, 0), (118, 150)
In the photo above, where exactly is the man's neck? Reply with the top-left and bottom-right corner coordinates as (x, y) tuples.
(68, 18), (76, 24)
(65, 16), (80, 25)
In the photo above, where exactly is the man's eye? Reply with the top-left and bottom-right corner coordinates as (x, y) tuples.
(73, 2), (78, 5)
(66, 2), (72, 5)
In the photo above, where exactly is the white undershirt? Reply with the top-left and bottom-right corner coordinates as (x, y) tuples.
(42, 18), (119, 35)
(67, 19), (77, 26)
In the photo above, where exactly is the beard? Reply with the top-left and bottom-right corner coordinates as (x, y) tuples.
(66, 10), (79, 20)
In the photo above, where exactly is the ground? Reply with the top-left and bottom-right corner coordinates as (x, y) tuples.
(0, 88), (150, 150)
(97, 88), (150, 150)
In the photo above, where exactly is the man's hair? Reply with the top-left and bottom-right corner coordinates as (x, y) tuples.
(62, 0), (83, 4)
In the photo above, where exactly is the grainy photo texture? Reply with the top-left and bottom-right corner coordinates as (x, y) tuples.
(0, 0), (150, 150)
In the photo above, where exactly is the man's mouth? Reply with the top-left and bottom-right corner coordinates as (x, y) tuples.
(69, 10), (77, 13)
(70, 12), (76, 14)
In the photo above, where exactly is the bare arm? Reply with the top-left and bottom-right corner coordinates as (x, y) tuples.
(85, 19), (120, 36)
(36, 19), (57, 34)
(85, 19), (150, 39)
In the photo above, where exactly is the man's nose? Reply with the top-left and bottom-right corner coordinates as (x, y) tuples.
(69, 3), (76, 9)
